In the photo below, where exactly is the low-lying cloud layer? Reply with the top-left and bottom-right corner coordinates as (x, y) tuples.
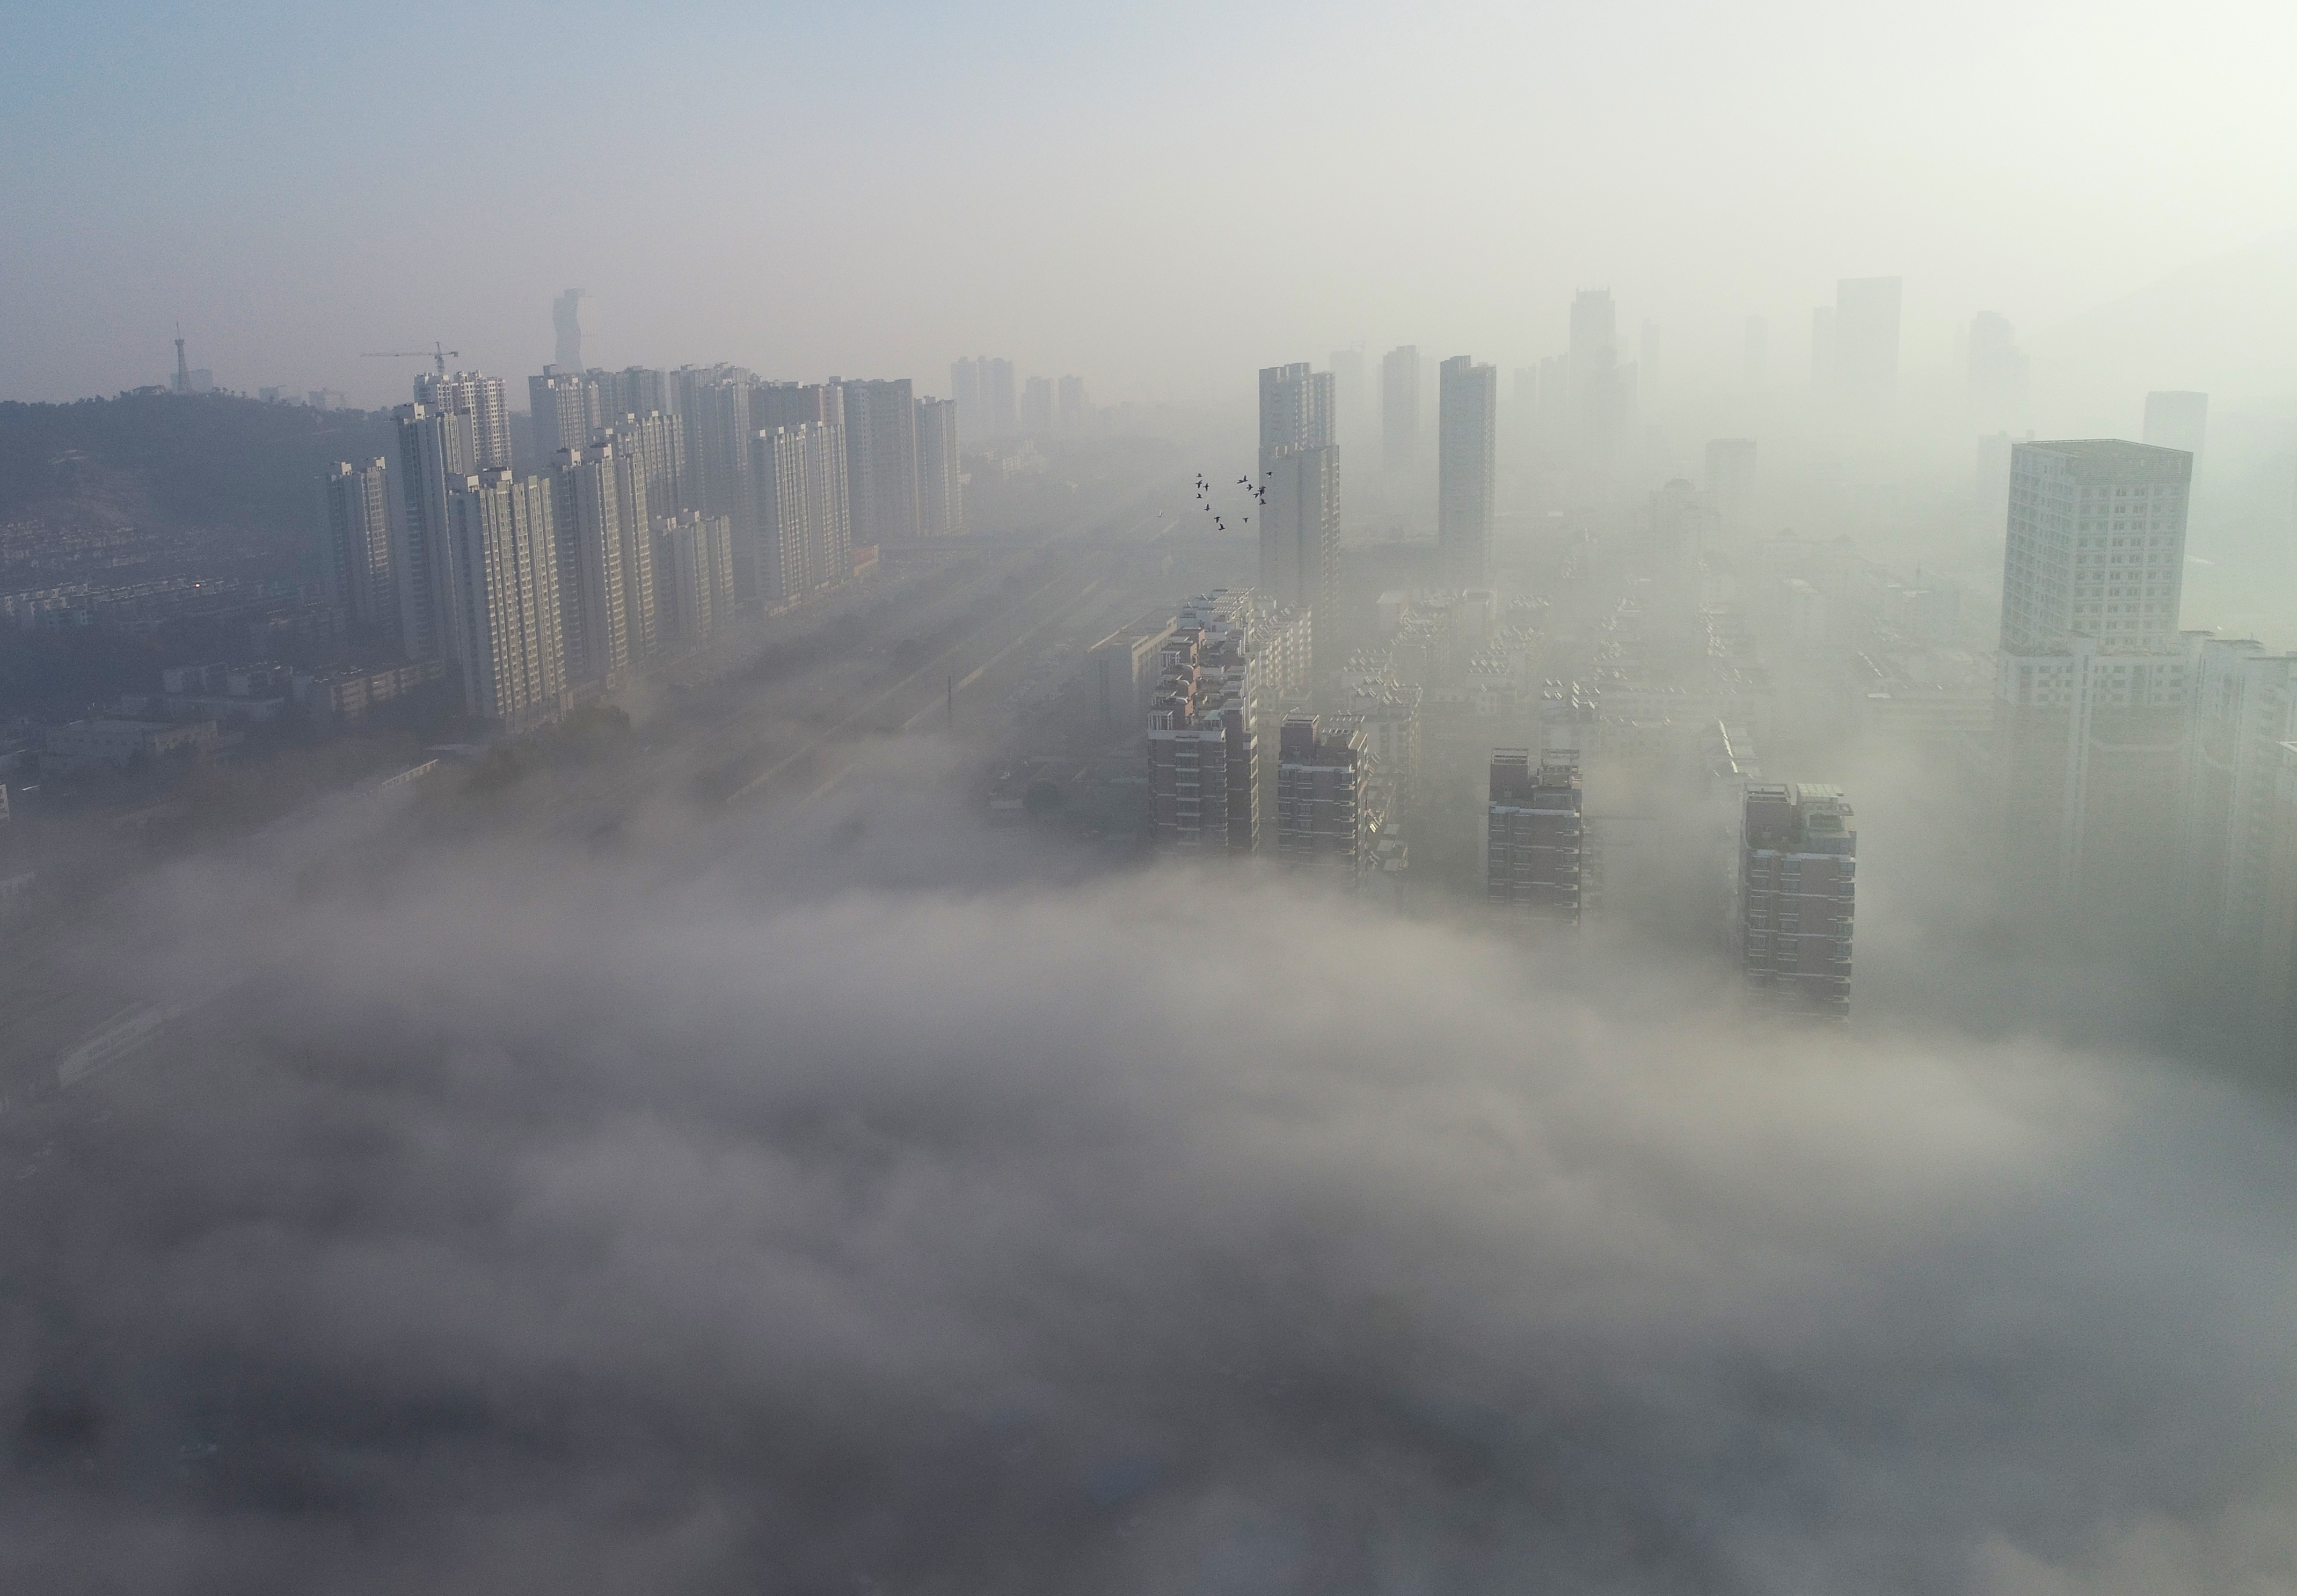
(5, 774), (2296, 1594)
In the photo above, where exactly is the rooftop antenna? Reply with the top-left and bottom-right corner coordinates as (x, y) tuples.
(173, 324), (191, 395)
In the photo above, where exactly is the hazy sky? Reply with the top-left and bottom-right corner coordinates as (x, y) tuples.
(5, 0), (2294, 407)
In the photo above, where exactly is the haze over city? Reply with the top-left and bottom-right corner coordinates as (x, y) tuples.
(4, 3), (2297, 1592)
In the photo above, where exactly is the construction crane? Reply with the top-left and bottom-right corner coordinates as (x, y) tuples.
(360, 341), (460, 378)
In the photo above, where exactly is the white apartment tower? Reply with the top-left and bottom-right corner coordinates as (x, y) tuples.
(448, 469), (568, 734)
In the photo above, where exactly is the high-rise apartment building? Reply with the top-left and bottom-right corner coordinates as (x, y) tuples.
(1736, 783), (1856, 1019)
(602, 409), (684, 525)
(318, 459), (397, 635)
(1567, 291), (1635, 455)
(951, 357), (1016, 442)
(1020, 375), (1053, 436)
(915, 396), (963, 537)
(413, 371), (510, 471)
(1381, 346), (1419, 477)
(594, 366), (670, 421)
(1275, 716), (1366, 875)
(1994, 439), (2193, 912)
(2143, 391), (2208, 462)
(392, 401), (480, 664)
(1438, 356), (1497, 587)
(1485, 751), (1581, 925)
(842, 379), (921, 547)
(1056, 375), (1090, 434)
(2178, 640), (2297, 950)
(531, 368), (602, 461)
(447, 468), (567, 734)
(1258, 362), (1340, 622)
(1147, 595), (1280, 856)
(654, 510), (735, 648)
(751, 397), (851, 603)
(549, 444), (631, 689)
(1832, 277), (1902, 397)
(682, 376), (756, 591)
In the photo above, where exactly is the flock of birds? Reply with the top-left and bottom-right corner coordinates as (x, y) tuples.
(1191, 469), (1270, 535)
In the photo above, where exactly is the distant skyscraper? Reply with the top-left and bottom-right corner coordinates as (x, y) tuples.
(1485, 751), (1581, 925)
(2143, 391), (2208, 463)
(1967, 311), (2028, 408)
(1275, 716), (1366, 876)
(549, 444), (631, 689)
(1262, 447), (1339, 621)
(1705, 438), (1758, 528)
(318, 459), (397, 635)
(413, 371), (511, 471)
(1437, 355), (1497, 585)
(1020, 375), (1053, 435)
(602, 408), (685, 523)
(1381, 346), (1420, 477)
(1567, 291), (1634, 454)
(1056, 374), (1090, 434)
(553, 289), (585, 371)
(915, 396), (963, 537)
(1832, 277), (1901, 396)
(447, 468), (567, 733)
(1258, 363), (1340, 622)
(842, 379), (921, 546)
(392, 401), (480, 664)
(1735, 783), (1856, 1019)
(1994, 439), (2193, 911)
(1329, 347), (1365, 448)
(1744, 315), (1768, 387)
(951, 357), (1016, 441)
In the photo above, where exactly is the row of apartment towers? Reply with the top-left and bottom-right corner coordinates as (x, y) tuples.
(316, 365), (961, 730)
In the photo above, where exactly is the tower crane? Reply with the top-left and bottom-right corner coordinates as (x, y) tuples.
(360, 341), (460, 377)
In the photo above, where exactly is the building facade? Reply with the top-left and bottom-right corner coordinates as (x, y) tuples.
(1485, 750), (1582, 925)
(318, 458), (397, 634)
(447, 468), (568, 734)
(1275, 716), (1366, 876)
(1735, 782), (1856, 1020)
(916, 395), (964, 537)
(1438, 355), (1497, 587)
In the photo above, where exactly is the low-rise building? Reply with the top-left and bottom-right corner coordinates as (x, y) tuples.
(45, 719), (216, 771)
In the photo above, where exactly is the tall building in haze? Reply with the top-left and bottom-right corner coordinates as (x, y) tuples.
(1735, 783), (1856, 1019)
(549, 444), (631, 689)
(447, 468), (567, 734)
(318, 459), (397, 635)
(2143, 391), (2208, 463)
(1832, 277), (1902, 397)
(552, 289), (585, 371)
(951, 357), (1016, 441)
(842, 379), (921, 547)
(1705, 438), (1758, 529)
(1437, 355), (1497, 586)
(531, 368), (602, 461)
(413, 371), (511, 471)
(1993, 438), (2193, 915)
(915, 396), (963, 537)
(1275, 716), (1366, 876)
(1258, 363), (1340, 623)
(1485, 751), (1581, 925)
(392, 401), (480, 664)
(1381, 346), (1420, 478)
